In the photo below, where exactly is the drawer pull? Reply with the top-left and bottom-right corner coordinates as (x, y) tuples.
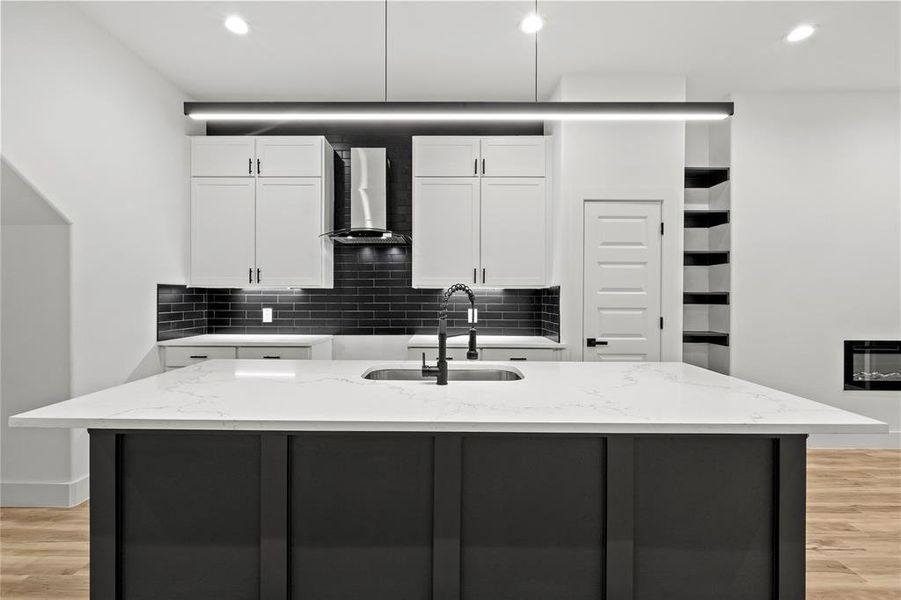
(189, 355), (208, 359)
(509, 357), (528, 361)
(262, 355), (281, 359)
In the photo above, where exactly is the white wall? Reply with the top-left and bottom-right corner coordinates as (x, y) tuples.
(1, 161), (77, 506)
(730, 92), (901, 448)
(546, 75), (686, 361)
(1, 1), (198, 505)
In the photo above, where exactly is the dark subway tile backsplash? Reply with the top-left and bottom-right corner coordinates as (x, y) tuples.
(158, 248), (560, 340)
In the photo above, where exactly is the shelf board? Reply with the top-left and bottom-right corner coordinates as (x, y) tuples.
(684, 210), (730, 228)
(685, 167), (730, 189)
(683, 331), (730, 346)
(683, 292), (730, 305)
(684, 251), (730, 266)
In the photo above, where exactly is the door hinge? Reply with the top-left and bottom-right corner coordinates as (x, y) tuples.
(660, 222), (665, 235)
(659, 317), (664, 330)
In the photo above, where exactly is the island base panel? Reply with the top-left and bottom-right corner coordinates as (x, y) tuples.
(89, 431), (806, 600)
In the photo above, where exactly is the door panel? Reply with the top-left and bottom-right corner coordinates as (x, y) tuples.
(480, 137), (546, 177)
(255, 178), (322, 287)
(190, 178), (255, 287)
(413, 137), (480, 177)
(191, 137), (255, 177)
(480, 178), (546, 287)
(256, 136), (323, 177)
(412, 178), (480, 288)
(583, 202), (662, 361)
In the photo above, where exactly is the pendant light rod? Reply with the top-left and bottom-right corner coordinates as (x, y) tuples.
(185, 101), (733, 122)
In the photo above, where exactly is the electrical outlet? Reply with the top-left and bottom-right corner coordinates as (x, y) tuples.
(262, 308), (273, 323)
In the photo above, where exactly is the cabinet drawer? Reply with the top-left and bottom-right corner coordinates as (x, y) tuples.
(407, 347), (473, 362)
(237, 347), (312, 360)
(165, 346), (237, 367)
(479, 348), (560, 362)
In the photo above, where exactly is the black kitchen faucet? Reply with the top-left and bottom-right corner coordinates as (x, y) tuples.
(422, 283), (479, 385)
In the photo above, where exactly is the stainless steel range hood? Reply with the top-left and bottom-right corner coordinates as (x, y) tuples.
(323, 147), (410, 245)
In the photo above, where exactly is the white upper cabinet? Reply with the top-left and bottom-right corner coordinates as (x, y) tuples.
(189, 136), (334, 288)
(191, 137), (255, 177)
(190, 178), (256, 287)
(255, 137), (323, 177)
(413, 136), (546, 178)
(255, 178), (324, 287)
(480, 137), (546, 177)
(480, 178), (547, 287)
(411, 136), (550, 288)
(412, 178), (481, 288)
(413, 137), (481, 177)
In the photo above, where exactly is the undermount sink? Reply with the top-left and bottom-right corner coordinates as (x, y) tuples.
(362, 366), (524, 382)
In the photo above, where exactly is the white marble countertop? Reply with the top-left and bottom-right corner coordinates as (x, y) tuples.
(9, 360), (885, 434)
(159, 334), (333, 347)
(407, 334), (564, 349)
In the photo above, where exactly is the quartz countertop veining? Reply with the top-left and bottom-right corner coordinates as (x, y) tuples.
(158, 334), (333, 347)
(407, 334), (564, 349)
(9, 359), (885, 434)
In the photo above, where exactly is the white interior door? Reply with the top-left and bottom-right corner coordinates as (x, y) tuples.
(255, 178), (323, 287)
(256, 137), (323, 177)
(583, 201), (662, 361)
(191, 178), (256, 287)
(480, 178), (546, 287)
(191, 137), (255, 177)
(412, 178), (480, 288)
(413, 137), (480, 177)
(480, 137), (546, 177)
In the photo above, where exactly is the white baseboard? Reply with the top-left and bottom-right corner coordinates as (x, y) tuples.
(1, 475), (89, 507)
(808, 431), (901, 449)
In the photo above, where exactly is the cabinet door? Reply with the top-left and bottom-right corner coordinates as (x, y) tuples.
(255, 178), (324, 287)
(412, 178), (480, 288)
(191, 137), (255, 177)
(413, 137), (480, 177)
(480, 137), (546, 177)
(479, 178), (546, 287)
(256, 137), (323, 177)
(191, 178), (255, 287)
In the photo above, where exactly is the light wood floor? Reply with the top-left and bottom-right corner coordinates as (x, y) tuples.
(1, 450), (898, 599)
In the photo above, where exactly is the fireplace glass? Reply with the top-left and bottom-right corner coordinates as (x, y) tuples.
(844, 341), (901, 390)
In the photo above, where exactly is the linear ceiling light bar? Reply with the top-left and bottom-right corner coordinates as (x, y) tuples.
(184, 102), (733, 122)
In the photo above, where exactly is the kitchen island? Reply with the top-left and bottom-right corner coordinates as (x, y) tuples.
(10, 360), (885, 600)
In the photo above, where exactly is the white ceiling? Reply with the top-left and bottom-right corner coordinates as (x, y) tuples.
(76, 1), (900, 101)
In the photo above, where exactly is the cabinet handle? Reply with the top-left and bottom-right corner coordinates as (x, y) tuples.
(509, 357), (528, 361)
(257, 268), (261, 283)
(482, 267), (486, 284)
(481, 158), (486, 175)
(262, 355), (281, 360)
(248, 158), (252, 175)
(473, 268), (477, 284)
(189, 355), (208, 359)
(474, 158), (478, 175)
(249, 268), (253, 284)
(257, 158), (261, 174)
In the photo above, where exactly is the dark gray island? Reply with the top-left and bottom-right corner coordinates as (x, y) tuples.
(10, 360), (884, 600)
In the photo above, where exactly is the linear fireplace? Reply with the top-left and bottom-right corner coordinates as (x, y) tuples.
(844, 340), (901, 390)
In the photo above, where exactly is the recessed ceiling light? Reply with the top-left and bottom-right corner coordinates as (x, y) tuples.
(520, 13), (544, 34)
(224, 15), (249, 35)
(786, 24), (816, 43)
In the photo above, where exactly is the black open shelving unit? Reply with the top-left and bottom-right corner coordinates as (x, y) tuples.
(683, 331), (730, 346)
(684, 167), (730, 189)
(683, 292), (729, 305)
(684, 210), (730, 228)
(684, 251), (730, 266)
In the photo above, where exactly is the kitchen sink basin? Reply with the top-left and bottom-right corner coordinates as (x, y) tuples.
(362, 366), (523, 381)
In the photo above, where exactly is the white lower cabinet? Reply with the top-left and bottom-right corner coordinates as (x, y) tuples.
(164, 347), (237, 369)
(237, 347), (312, 360)
(406, 347), (560, 362)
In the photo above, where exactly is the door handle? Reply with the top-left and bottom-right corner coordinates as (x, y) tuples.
(586, 339), (609, 347)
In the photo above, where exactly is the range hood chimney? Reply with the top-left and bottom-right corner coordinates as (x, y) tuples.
(323, 147), (410, 245)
